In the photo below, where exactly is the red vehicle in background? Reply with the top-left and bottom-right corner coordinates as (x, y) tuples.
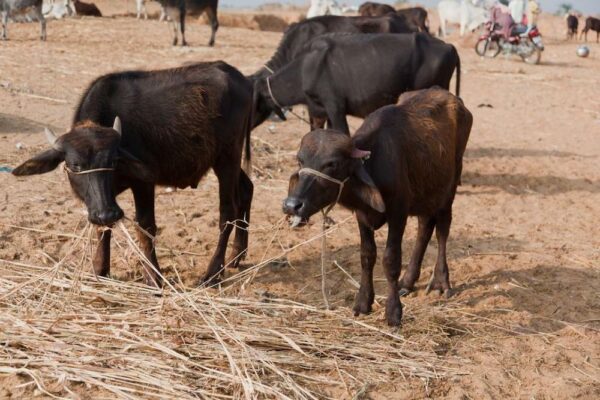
(475, 21), (544, 65)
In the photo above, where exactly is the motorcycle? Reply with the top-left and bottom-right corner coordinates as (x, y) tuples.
(475, 21), (544, 65)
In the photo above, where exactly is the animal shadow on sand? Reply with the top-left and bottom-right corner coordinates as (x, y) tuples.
(456, 264), (600, 334)
(465, 146), (593, 159)
(462, 171), (600, 195)
(0, 113), (54, 134)
(246, 234), (526, 301)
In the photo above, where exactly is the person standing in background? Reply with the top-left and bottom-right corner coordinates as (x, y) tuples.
(526, 0), (541, 33)
(508, 0), (526, 26)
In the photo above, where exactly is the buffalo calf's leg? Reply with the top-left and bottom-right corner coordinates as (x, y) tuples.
(383, 217), (407, 326)
(132, 184), (162, 288)
(400, 216), (435, 291)
(179, 6), (187, 46)
(34, 8), (46, 41)
(324, 103), (350, 135)
(166, 7), (178, 45)
(93, 229), (112, 277)
(309, 115), (326, 130)
(228, 171), (253, 268)
(1, 12), (8, 40)
(426, 208), (452, 297)
(202, 161), (240, 284)
(353, 221), (376, 316)
(205, 6), (218, 46)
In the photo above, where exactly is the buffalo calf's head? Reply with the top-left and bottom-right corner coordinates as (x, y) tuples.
(12, 117), (154, 226)
(283, 129), (385, 224)
(251, 78), (287, 128)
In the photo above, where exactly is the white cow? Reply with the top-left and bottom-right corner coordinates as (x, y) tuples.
(42, 0), (74, 19)
(307, 0), (342, 19)
(438, 0), (489, 37)
(136, 0), (166, 21)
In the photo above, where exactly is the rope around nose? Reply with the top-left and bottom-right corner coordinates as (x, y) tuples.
(298, 167), (349, 217)
(297, 167), (350, 310)
(64, 165), (115, 175)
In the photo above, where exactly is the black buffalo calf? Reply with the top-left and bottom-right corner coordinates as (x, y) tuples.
(13, 61), (253, 287)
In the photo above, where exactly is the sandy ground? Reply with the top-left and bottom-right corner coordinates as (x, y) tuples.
(0, 3), (599, 399)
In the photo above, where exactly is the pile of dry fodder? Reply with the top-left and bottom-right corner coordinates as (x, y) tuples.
(0, 220), (464, 399)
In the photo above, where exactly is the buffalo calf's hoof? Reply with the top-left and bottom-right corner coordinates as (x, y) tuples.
(145, 276), (163, 289)
(353, 298), (372, 316)
(398, 275), (417, 293)
(199, 273), (222, 288)
(385, 298), (403, 326)
(227, 245), (247, 268)
(425, 275), (452, 298)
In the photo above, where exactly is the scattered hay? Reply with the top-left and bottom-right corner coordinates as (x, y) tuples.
(0, 220), (465, 399)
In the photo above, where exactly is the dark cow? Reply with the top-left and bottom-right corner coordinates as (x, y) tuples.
(283, 88), (472, 326)
(1, 0), (46, 40)
(12, 61), (253, 287)
(250, 14), (418, 82)
(566, 14), (578, 40)
(580, 16), (600, 43)
(359, 2), (429, 33)
(396, 7), (429, 33)
(73, 0), (101, 17)
(358, 1), (395, 16)
(252, 33), (461, 135)
(157, 0), (219, 46)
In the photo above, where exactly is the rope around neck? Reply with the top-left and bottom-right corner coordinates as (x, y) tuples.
(298, 167), (349, 216)
(266, 76), (285, 111)
(263, 64), (275, 74)
(64, 165), (115, 175)
(265, 77), (312, 126)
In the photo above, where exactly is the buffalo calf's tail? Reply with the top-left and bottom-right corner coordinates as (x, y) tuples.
(455, 53), (461, 98)
(242, 112), (252, 177)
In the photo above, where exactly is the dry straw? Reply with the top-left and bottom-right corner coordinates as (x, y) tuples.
(0, 217), (464, 399)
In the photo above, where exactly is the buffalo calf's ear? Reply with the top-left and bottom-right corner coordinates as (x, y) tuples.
(117, 150), (155, 183)
(288, 171), (299, 195)
(352, 165), (385, 213)
(12, 148), (64, 176)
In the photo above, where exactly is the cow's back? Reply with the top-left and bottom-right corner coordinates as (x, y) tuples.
(307, 33), (420, 115)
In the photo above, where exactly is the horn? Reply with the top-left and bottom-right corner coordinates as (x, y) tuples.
(44, 127), (61, 150)
(113, 116), (122, 136)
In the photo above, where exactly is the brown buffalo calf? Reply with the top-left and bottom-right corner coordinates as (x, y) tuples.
(283, 88), (472, 326)
(73, 0), (102, 17)
(358, 1), (395, 17)
(580, 16), (600, 42)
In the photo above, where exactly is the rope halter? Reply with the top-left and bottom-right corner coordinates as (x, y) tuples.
(298, 167), (349, 216)
(64, 165), (115, 175)
(265, 76), (285, 112)
(264, 72), (312, 126)
(263, 64), (275, 74)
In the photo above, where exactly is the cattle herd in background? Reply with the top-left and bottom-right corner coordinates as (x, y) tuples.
(2, 0), (599, 44)
(3, 1), (598, 326)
